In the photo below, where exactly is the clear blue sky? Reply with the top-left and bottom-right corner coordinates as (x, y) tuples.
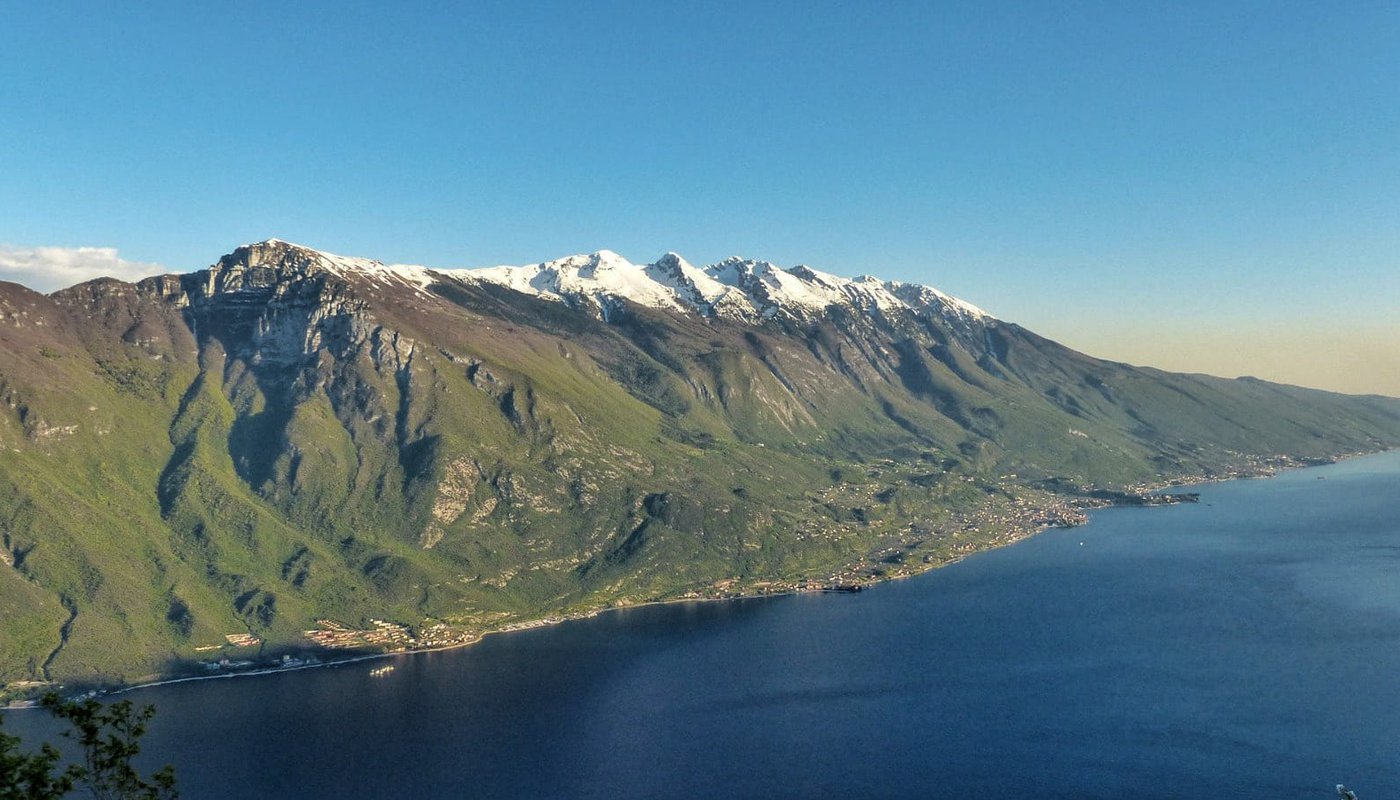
(2, 1), (1397, 393)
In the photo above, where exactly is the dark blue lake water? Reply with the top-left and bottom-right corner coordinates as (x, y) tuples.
(9, 451), (1400, 798)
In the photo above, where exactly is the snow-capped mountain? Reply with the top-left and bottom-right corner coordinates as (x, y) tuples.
(221, 239), (990, 328)
(454, 248), (991, 326)
(7, 234), (1400, 684)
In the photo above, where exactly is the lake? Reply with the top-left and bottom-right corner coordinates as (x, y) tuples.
(9, 451), (1400, 798)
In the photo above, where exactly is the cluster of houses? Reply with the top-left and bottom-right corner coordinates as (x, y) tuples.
(302, 618), (477, 652)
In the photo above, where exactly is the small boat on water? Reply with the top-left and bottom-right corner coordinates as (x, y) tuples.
(369, 664), (396, 677)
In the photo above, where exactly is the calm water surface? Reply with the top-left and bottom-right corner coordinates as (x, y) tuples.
(10, 451), (1400, 798)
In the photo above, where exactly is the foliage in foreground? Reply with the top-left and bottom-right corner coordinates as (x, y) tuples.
(0, 694), (175, 799)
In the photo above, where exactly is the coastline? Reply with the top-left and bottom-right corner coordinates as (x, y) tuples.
(4, 448), (1384, 707)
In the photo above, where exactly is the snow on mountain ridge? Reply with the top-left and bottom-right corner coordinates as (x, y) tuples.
(233, 239), (990, 324)
(453, 250), (686, 320)
(227, 238), (438, 295)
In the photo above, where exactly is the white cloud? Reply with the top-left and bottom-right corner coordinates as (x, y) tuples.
(0, 244), (167, 293)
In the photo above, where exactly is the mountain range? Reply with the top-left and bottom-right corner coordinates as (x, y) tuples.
(3, 239), (1398, 687)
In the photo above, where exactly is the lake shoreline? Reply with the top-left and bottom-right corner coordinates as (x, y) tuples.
(5, 448), (1381, 707)
(15, 446), (1400, 799)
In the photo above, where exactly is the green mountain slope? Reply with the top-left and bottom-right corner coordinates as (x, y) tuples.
(2, 240), (1397, 686)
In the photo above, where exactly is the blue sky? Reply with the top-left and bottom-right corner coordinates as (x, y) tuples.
(1, 1), (1397, 393)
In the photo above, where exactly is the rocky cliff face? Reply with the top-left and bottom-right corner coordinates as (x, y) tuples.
(2, 239), (1399, 685)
